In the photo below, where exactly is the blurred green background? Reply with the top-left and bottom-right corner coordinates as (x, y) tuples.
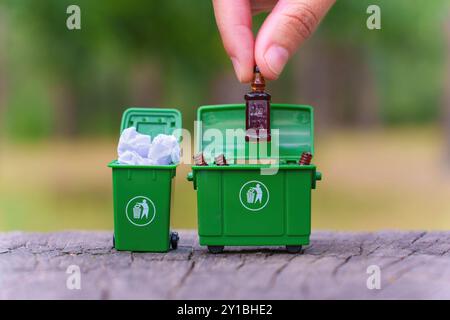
(1, 0), (450, 231)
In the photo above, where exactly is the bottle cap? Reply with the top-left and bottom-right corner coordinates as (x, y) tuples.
(251, 66), (265, 92)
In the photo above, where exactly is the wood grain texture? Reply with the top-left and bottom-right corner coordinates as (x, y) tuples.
(1, 230), (450, 299)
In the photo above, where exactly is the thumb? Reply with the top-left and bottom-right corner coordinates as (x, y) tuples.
(255, 0), (335, 80)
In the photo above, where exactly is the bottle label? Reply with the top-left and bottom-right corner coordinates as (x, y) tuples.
(246, 100), (270, 140)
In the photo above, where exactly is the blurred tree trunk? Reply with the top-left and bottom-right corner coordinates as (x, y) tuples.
(293, 40), (380, 131)
(354, 54), (380, 127)
(129, 61), (162, 106)
(444, 18), (450, 166)
(209, 71), (245, 105)
(51, 81), (78, 137)
(294, 40), (334, 131)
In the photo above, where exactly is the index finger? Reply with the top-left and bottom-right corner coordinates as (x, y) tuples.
(213, 0), (255, 83)
(255, 0), (335, 80)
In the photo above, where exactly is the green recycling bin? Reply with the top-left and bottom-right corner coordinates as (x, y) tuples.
(188, 104), (321, 253)
(109, 108), (181, 252)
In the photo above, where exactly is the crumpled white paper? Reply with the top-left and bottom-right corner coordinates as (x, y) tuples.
(117, 127), (180, 165)
(118, 150), (153, 165)
(147, 134), (181, 165)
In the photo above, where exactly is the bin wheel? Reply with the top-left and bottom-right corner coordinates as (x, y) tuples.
(286, 245), (302, 254)
(170, 232), (179, 250)
(208, 246), (224, 254)
(112, 234), (115, 248)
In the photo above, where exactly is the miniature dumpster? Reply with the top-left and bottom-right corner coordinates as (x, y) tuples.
(187, 104), (321, 253)
(108, 108), (181, 252)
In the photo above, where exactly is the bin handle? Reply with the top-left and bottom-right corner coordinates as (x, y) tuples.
(187, 172), (197, 190)
(315, 171), (322, 181)
(312, 171), (322, 190)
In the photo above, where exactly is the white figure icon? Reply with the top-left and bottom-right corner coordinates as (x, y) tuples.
(254, 184), (263, 204)
(140, 199), (149, 219)
(246, 184), (263, 204)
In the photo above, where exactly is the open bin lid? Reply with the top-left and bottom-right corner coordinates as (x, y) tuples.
(196, 104), (313, 163)
(120, 108), (182, 140)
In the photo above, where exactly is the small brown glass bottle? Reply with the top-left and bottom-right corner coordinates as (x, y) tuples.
(245, 66), (271, 142)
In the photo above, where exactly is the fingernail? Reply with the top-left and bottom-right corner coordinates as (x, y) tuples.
(230, 57), (243, 82)
(264, 45), (289, 77)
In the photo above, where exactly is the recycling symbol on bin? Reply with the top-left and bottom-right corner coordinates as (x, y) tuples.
(126, 196), (156, 227)
(239, 180), (270, 212)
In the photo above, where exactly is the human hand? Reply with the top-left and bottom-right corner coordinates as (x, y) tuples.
(212, 0), (335, 82)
